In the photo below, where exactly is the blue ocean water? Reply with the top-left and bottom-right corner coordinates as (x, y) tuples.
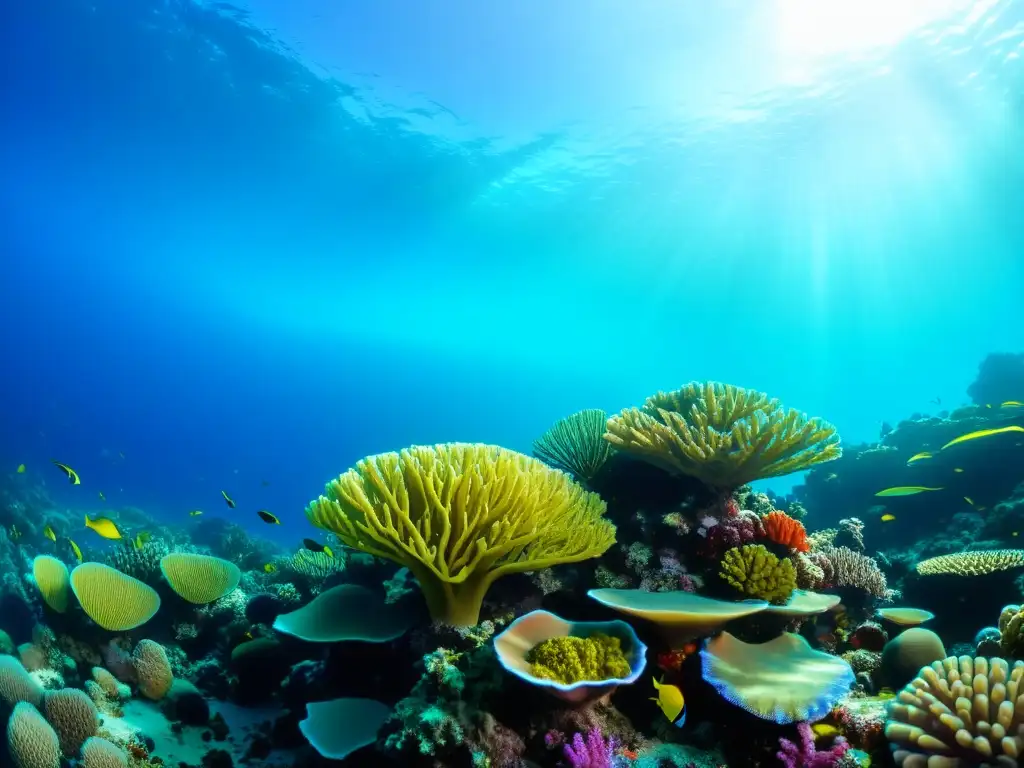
(1, 0), (1022, 543)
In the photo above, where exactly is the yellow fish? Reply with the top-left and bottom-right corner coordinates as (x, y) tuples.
(880, 513), (896, 523)
(942, 425), (1024, 450)
(133, 531), (152, 550)
(84, 515), (122, 540)
(963, 497), (986, 510)
(16, 464), (25, 473)
(812, 723), (840, 738)
(189, 510), (203, 517)
(52, 461), (80, 485)
(875, 486), (943, 497)
(953, 468), (964, 473)
(43, 524), (57, 542)
(221, 490), (236, 509)
(97, 491), (105, 501)
(263, 563), (277, 574)
(1001, 401), (1023, 408)
(877, 688), (896, 699)
(650, 677), (686, 727)
(257, 510), (280, 525)
(905, 451), (932, 465)
(68, 539), (83, 563)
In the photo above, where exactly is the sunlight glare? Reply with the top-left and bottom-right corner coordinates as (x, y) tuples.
(774, 0), (967, 60)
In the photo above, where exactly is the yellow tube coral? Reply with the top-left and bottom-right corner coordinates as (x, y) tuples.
(605, 381), (841, 489)
(719, 544), (796, 604)
(306, 443), (616, 627)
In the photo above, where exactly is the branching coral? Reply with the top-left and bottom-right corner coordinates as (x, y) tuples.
(306, 443), (616, 626)
(777, 721), (849, 767)
(762, 511), (810, 553)
(998, 604), (1024, 657)
(532, 409), (613, 484)
(819, 546), (890, 600)
(885, 655), (1024, 765)
(605, 381), (841, 489)
(719, 544), (796, 603)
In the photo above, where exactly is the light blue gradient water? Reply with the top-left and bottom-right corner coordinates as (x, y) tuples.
(1, 0), (1022, 539)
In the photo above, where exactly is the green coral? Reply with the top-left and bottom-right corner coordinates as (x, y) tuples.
(605, 381), (841, 489)
(719, 544), (796, 604)
(525, 633), (631, 684)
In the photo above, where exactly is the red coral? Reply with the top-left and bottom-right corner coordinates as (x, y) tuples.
(762, 511), (810, 553)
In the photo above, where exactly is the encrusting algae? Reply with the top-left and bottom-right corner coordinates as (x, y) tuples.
(525, 633), (631, 685)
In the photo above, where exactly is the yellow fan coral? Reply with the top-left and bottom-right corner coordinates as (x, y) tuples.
(306, 443), (616, 627)
(70, 563), (160, 631)
(32, 556), (70, 613)
(885, 655), (1024, 765)
(719, 544), (796, 604)
(916, 550), (1024, 576)
(160, 553), (240, 604)
(532, 409), (613, 484)
(605, 381), (841, 489)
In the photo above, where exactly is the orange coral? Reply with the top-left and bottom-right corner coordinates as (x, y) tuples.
(762, 511), (809, 553)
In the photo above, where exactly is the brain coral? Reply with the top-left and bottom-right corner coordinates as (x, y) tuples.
(0, 656), (44, 709)
(6, 701), (60, 768)
(42, 688), (98, 756)
(885, 655), (1024, 766)
(81, 736), (128, 768)
(719, 544), (796, 603)
(70, 563), (161, 631)
(159, 553), (241, 604)
(131, 640), (172, 700)
(32, 556), (70, 613)
(306, 443), (616, 626)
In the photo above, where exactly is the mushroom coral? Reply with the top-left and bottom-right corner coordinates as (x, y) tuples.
(306, 443), (615, 627)
(605, 381), (841, 489)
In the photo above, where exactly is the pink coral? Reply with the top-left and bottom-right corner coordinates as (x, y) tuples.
(777, 722), (849, 768)
(564, 728), (617, 768)
(698, 510), (763, 558)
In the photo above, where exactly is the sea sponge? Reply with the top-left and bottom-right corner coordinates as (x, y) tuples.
(6, 701), (60, 768)
(532, 409), (613, 484)
(700, 632), (854, 724)
(719, 544), (796, 604)
(877, 628), (947, 691)
(493, 610), (647, 704)
(916, 549), (1024, 576)
(604, 381), (841, 489)
(306, 443), (616, 626)
(272, 584), (412, 642)
(0, 655), (44, 708)
(885, 655), (1024, 765)
(80, 736), (128, 768)
(131, 640), (172, 700)
(525, 634), (631, 685)
(159, 552), (241, 604)
(70, 563), (161, 631)
(32, 556), (70, 613)
(761, 511), (810, 553)
(42, 688), (98, 756)
(299, 698), (392, 761)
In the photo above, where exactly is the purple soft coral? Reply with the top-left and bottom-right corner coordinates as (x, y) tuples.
(563, 728), (618, 768)
(777, 722), (849, 768)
